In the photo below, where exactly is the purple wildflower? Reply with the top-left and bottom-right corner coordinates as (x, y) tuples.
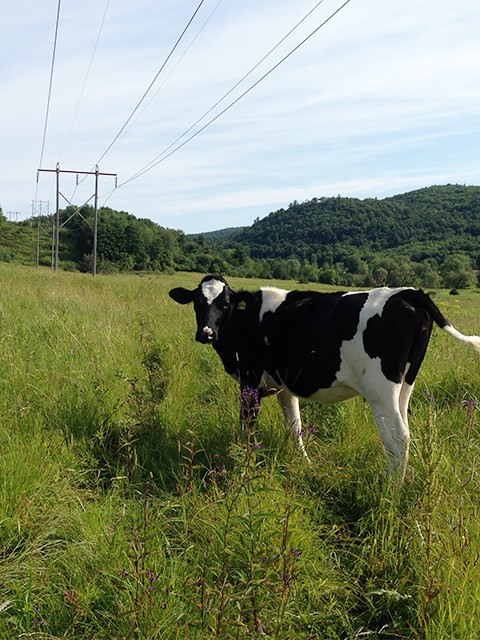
(146, 570), (160, 593)
(240, 386), (261, 420)
(300, 424), (317, 439)
(33, 605), (46, 628)
(282, 572), (293, 588)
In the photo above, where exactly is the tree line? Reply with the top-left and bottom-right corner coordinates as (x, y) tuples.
(1, 184), (479, 288)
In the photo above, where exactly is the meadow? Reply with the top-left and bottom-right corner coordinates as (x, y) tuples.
(0, 263), (480, 639)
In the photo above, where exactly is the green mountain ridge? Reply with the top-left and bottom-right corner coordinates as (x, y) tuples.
(213, 184), (480, 265)
(1, 184), (479, 287)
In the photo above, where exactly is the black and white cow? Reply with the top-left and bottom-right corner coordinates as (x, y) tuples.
(169, 275), (480, 481)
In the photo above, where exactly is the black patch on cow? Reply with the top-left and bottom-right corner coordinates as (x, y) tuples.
(214, 290), (268, 389)
(263, 291), (369, 397)
(363, 291), (433, 384)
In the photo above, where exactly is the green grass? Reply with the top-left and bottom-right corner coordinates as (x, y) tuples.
(1, 264), (480, 638)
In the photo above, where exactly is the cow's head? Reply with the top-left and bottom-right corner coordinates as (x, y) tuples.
(169, 275), (235, 344)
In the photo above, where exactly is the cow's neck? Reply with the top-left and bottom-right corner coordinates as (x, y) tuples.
(213, 331), (239, 378)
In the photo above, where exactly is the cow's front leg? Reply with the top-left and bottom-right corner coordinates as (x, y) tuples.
(276, 390), (310, 462)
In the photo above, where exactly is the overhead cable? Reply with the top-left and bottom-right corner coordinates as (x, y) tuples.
(117, 0), (352, 189)
(122, 0), (328, 185)
(93, 0), (208, 169)
(116, 0), (225, 144)
(38, 0), (62, 171)
(62, 0), (111, 164)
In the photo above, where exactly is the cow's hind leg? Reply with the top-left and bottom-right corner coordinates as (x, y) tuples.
(371, 394), (410, 483)
(399, 379), (414, 424)
(276, 390), (310, 461)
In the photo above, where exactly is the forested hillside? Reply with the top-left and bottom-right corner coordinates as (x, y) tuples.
(0, 206), (228, 275)
(1, 184), (479, 288)
(213, 184), (480, 287)
(219, 185), (480, 261)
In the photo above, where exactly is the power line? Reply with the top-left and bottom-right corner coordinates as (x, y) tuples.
(61, 0), (111, 165)
(117, 0), (352, 189)
(113, 0), (226, 149)
(121, 0), (329, 186)
(92, 0), (208, 169)
(65, 0), (111, 204)
(38, 0), (62, 171)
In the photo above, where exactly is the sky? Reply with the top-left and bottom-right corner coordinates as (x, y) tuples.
(1, 0), (480, 234)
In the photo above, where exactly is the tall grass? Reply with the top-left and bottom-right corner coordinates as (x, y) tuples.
(1, 264), (480, 638)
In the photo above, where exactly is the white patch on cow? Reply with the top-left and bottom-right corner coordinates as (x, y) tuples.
(259, 287), (289, 322)
(357, 287), (410, 325)
(309, 288), (414, 405)
(201, 279), (226, 304)
(343, 286), (412, 311)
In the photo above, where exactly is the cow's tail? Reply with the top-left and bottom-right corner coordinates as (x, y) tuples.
(441, 324), (480, 354)
(410, 289), (480, 354)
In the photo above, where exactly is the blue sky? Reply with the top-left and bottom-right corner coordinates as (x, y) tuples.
(1, 0), (479, 233)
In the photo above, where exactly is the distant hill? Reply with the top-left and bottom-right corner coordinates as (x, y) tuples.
(1, 185), (479, 288)
(192, 227), (245, 242)
(212, 184), (480, 266)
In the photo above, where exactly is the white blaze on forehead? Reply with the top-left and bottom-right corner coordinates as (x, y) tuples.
(259, 287), (289, 321)
(201, 279), (226, 304)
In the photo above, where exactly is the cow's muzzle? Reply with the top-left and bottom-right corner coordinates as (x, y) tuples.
(196, 326), (216, 343)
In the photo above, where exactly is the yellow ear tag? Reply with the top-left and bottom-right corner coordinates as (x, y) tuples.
(237, 300), (247, 310)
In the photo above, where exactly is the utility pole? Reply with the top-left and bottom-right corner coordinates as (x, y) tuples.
(37, 164), (117, 275)
(55, 164), (60, 272)
(32, 200), (50, 268)
(93, 166), (99, 277)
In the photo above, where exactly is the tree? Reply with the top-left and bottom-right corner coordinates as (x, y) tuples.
(386, 257), (415, 287)
(441, 254), (476, 289)
(412, 260), (442, 288)
(125, 221), (149, 269)
(271, 260), (291, 281)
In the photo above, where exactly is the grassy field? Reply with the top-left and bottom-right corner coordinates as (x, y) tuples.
(1, 264), (480, 639)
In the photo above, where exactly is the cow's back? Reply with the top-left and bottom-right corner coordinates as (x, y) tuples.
(261, 287), (420, 398)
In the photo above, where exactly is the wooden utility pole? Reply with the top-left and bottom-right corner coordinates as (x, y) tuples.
(37, 164), (117, 275)
(93, 166), (99, 277)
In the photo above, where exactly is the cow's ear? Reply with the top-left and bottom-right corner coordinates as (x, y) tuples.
(169, 287), (195, 305)
(231, 291), (256, 311)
